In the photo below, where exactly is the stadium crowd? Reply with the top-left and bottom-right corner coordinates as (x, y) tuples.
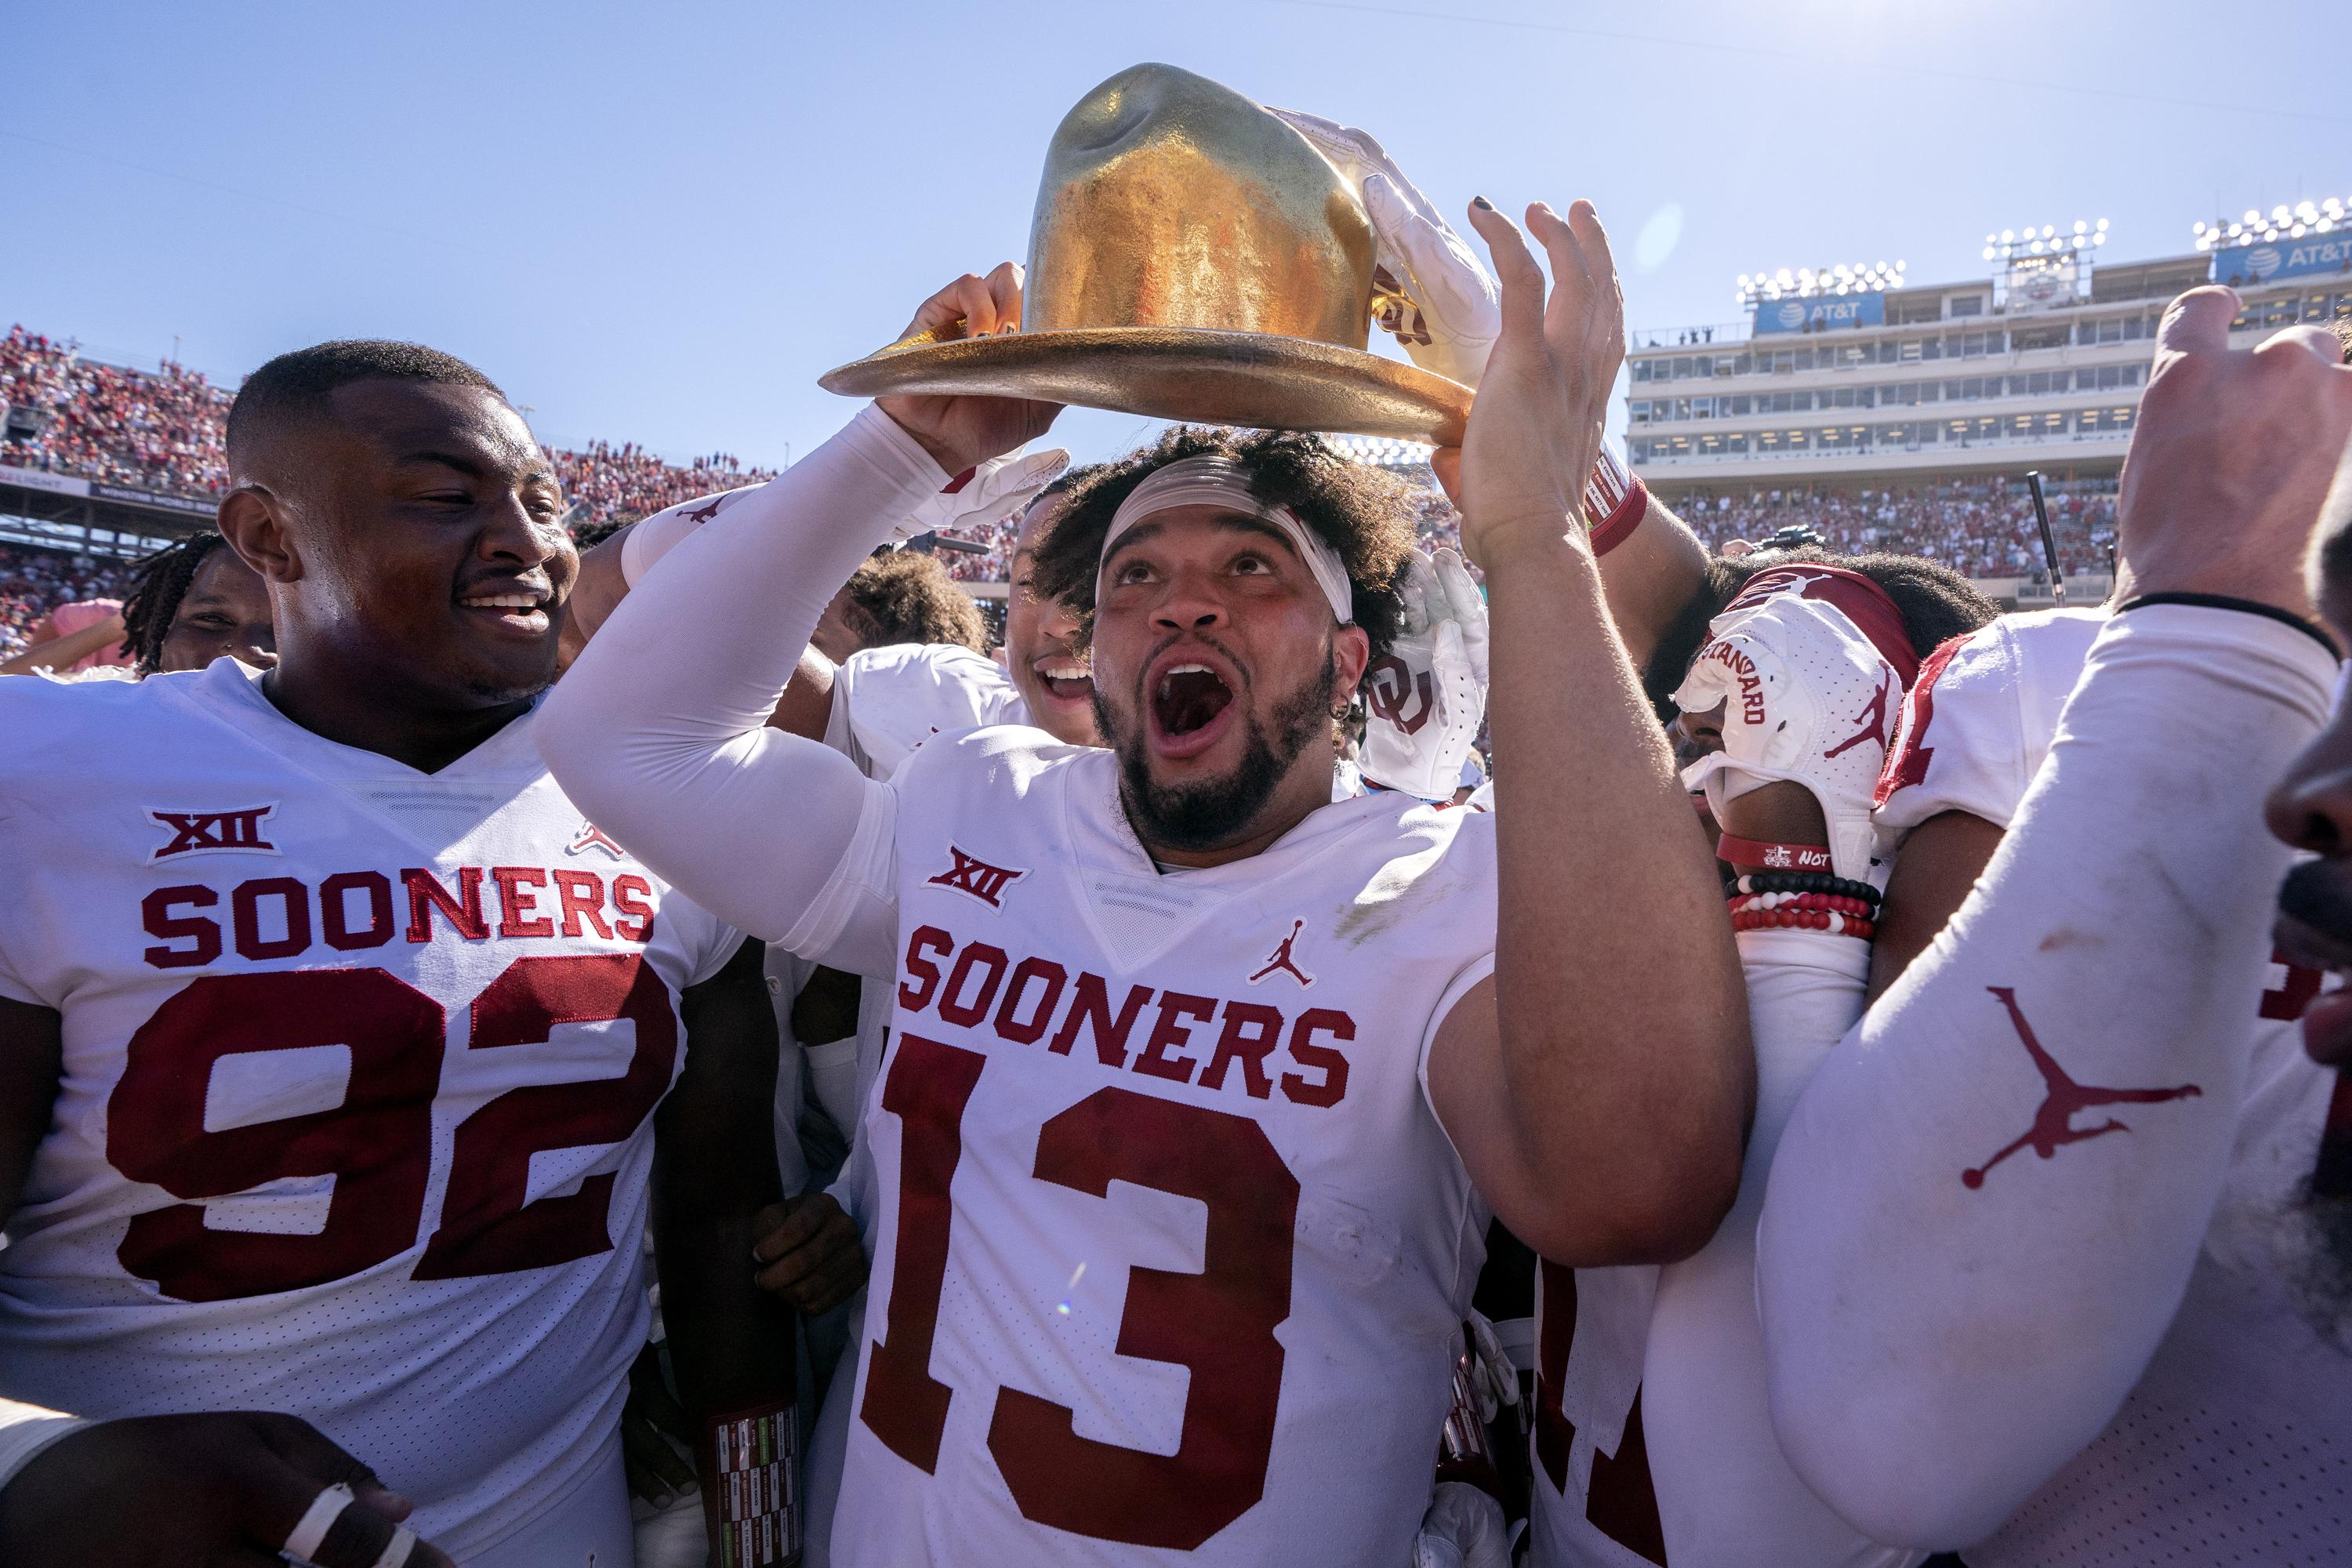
(3, 66), (2350, 1568)
(2, 325), (779, 541)
(0, 539), (132, 659)
(1671, 477), (2117, 577)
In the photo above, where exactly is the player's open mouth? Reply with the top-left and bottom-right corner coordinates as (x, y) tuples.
(1033, 656), (1093, 706)
(1150, 660), (1236, 759)
(457, 587), (553, 633)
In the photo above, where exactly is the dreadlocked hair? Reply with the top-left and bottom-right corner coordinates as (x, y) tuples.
(119, 532), (228, 676)
(1644, 543), (1999, 718)
(1029, 426), (1418, 677)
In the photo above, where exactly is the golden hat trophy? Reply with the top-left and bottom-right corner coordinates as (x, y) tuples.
(820, 62), (1474, 443)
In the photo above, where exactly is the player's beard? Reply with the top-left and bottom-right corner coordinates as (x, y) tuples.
(2290, 1181), (2352, 1348)
(1101, 641), (1338, 855)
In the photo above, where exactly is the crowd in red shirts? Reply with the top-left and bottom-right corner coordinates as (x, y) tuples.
(1, 325), (779, 542)
(0, 540), (132, 658)
(1669, 478), (2118, 578)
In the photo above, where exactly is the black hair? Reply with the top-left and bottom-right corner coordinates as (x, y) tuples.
(118, 531), (229, 676)
(226, 339), (503, 474)
(1029, 426), (1418, 670)
(1645, 545), (2000, 717)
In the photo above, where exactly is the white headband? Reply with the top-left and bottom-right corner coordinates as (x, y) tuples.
(1097, 456), (1356, 625)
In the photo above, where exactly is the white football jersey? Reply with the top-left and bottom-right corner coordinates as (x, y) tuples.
(1872, 611), (2352, 1563)
(828, 642), (1027, 781)
(1527, 1260), (1664, 1567)
(0, 661), (741, 1559)
(823, 730), (1494, 1566)
(1871, 608), (2105, 839)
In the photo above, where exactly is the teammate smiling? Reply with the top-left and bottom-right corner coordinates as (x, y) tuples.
(0, 341), (800, 1568)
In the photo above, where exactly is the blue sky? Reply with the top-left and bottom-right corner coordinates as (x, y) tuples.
(6, 0), (2344, 468)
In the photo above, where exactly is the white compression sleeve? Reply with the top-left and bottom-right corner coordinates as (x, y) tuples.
(1643, 931), (1920, 1568)
(0, 1398), (89, 1493)
(1755, 605), (2336, 1551)
(618, 499), (717, 587)
(538, 405), (946, 965)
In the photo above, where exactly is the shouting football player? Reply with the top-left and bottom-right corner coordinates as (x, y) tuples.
(540, 194), (1752, 1565)
(1757, 289), (2352, 1560)
(0, 341), (807, 1567)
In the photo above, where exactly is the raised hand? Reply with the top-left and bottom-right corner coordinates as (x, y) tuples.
(2114, 285), (2352, 618)
(902, 447), (1072, 540)
(0, 1411), (452, 1567)
(1269, 108), (1501, 388)
(1445, 199), (1625, 568)
(875, 263), (1063, 477)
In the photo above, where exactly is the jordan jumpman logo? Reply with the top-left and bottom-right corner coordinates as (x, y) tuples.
(1962, 986), (2201, 1189)
(1824, 668), (1896, 760)
(1248, 920), (1315, 986)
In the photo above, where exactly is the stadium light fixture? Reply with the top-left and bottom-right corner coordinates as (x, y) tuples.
(2194, 194), (2352, 250)
(1733, 256), (1906, 307)
(1988, 221), (2103, 265)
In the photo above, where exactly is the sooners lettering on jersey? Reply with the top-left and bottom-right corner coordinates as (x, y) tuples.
(1867, 612), (2352, 1565)
(0, 662), (739, 1559)
(829, 730), (1494, 1566)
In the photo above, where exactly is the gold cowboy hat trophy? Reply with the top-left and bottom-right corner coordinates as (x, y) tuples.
(820, 63), (1473, 443)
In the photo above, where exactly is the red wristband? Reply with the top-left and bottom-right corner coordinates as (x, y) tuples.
(1588, 473), (1650, 557)
(700, 1403), (800, 1566)
(1715, 833), (1833, 873)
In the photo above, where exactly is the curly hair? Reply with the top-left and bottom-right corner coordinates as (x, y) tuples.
(1028, 426), (1419, 675)
(841, 549), (989, 653)
(1644, 544), (1999, 717)
(118, 531), (228, 676)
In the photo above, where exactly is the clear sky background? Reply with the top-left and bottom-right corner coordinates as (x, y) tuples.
(6, 0), (2345, 469)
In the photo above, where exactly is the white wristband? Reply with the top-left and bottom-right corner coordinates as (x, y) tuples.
(284, 1481), (357, 1562)
(0, 1398), (90, 1494)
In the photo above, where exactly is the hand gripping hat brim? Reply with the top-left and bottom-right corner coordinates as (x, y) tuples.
(819, 64), (1474, 444)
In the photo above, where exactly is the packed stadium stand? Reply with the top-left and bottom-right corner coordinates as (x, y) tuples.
(0, 538), (132, 657)
(1, 322), (777, 544)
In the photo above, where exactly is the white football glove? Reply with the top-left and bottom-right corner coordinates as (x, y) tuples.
(1670, 589), (1902, 883)
(1360, 547), (1489, 803)
(1270, 109), (1500, 389)
(1463, 1311), (1523, 1425)
(900, 446), (1071, 541)
(1411, 1481), (1512, 1568)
